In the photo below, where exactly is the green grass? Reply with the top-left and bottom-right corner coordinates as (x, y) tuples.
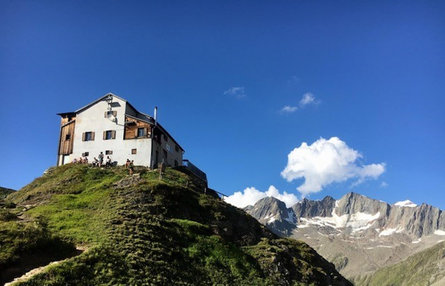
(0, 187), (15, 199)
(1, 164), (351, 286)
(352, 241), (445, 286)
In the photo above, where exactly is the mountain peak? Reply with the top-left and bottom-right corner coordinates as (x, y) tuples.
(336, 192), (389, 216)
(256, 196), (286, 206)
(340, 191), (367, 200)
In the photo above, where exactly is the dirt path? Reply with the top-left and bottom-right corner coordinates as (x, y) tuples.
(4, 246), (87, 286)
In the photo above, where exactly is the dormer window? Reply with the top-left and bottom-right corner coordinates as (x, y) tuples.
(137, 128), (145, 137)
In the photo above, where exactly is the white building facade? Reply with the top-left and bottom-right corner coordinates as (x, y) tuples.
(57, 93), (184, 168)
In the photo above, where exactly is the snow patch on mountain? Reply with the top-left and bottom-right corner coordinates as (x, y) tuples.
(394, 200), (417, 207)
(347, 212), (381, 231)
(297, 205), (380, 232)
(379, 227), (404, 236)
(263, 214), (277, 224)
(284, 210), (296, 224)
(434, 230), (445, 236)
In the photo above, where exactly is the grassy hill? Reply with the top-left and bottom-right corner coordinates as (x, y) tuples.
(352, 241), (445, 286)
(0, 187), (15, 199)
(0, 164), (351, 285)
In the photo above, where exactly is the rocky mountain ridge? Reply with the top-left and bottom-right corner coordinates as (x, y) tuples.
(245, 192), (445, 280)
(247, 192), (445, 239)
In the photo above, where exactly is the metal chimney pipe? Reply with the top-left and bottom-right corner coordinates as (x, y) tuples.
(154, 106), (158, 125)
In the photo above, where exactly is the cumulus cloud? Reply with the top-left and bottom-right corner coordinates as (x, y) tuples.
(281, 137), (386, 196)
(224, 185), (299, 208)
(299, 92), (318, 107)
(280, 105), (298, 113)
(224, 86), (246, 99)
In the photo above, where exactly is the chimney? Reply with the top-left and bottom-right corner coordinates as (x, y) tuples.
(154, 106), (158, 125)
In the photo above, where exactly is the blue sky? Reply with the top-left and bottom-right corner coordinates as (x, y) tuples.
(1, 1), (444, 208)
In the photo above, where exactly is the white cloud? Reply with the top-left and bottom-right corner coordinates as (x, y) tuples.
(224, 86), (246, 99)
(380, 181), (388, 188)
(281, 137), (386, 196)
(224, 185), (299, 208)
(299, 92), (318, 107)
(280, 93), (319, 113)
(280, 105), (298, 113)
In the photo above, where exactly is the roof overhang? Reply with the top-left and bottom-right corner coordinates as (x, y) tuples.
(57, 112), (76, 117)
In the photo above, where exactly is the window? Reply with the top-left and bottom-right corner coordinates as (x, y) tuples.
(65, 134), (71, 140)
(104, 110), (117, 118)
(105, 150), (113, 155)
(83, 132), (95, 141)
(82, 152), (89, 157)
(103, 130), (116, 140)
(174, 160), (178, 167)
(137, 128), (145, 137)
(131, 148), (137, 154)
(163, 149), (168, 160)
(163, 134), (168, 142)
(175, 145), (179, 152)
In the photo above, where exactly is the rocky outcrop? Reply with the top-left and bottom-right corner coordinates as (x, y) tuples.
(246, 197), (296, 236)
(292, 196), (335, 218)
(335, 192), (390, 217)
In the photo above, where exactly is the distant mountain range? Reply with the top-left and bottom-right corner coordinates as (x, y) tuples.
(245, 192), (445, 283)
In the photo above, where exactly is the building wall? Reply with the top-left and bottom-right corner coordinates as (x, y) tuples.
(152, 127), (183, 168)
(67, 97), (152, 166)
(124, 116), (152, 140)
(58, 120), (76, 155)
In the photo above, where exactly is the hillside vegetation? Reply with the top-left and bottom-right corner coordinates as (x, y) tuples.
(0, 187), (15, 199)
(0, 164), (351, 285)
(352, 241), (445, 286)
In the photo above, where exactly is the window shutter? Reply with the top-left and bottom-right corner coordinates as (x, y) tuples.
(112, 130), (116, 139)
(91, 132), (95, 140)
(104, 111), (107, 118)
(103, 131), (107, 140)
(113, 111), (117, 117)
(144, 128), (148, 137)
(135, 129), (138, 137)
(82, 132), (86, 141)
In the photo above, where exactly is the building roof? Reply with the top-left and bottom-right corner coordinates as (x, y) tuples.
(57, 112), (76, 117)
